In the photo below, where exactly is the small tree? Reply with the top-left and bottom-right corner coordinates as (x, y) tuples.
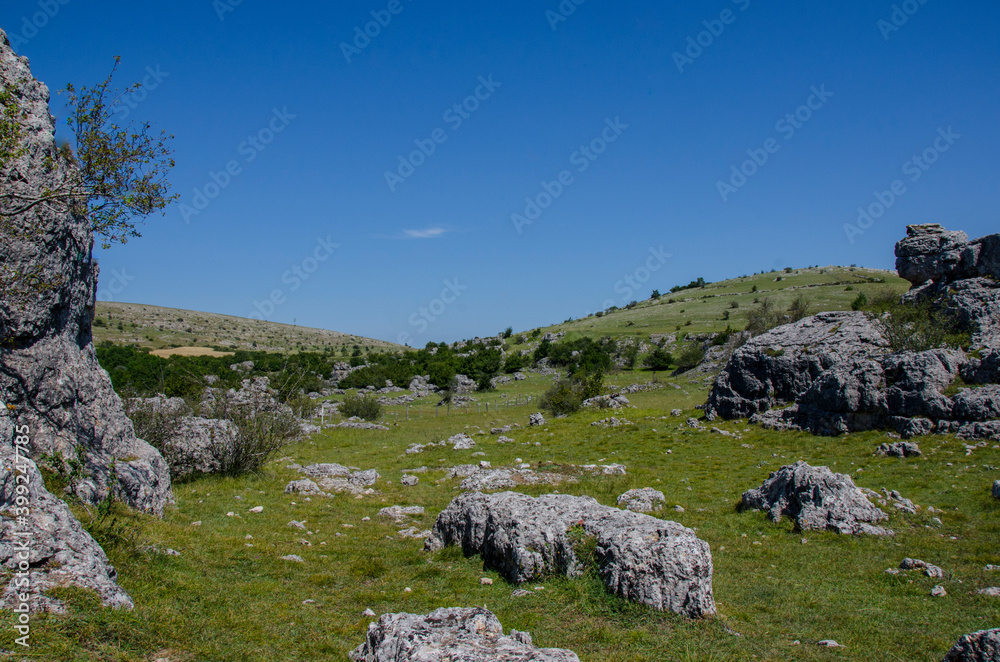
(642, 347), (672, 371)
(1, 58), (177, 247)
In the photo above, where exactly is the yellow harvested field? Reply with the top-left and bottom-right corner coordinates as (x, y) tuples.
(149, 347), (234, 358)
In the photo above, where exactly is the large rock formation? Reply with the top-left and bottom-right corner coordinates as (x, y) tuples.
(425, 491), (716, 618)
(942, 628), (1000, 661)
(740, 462), (892, 535)
(0, 30), (170, 514)
(706, 225), (1000, 440)
(349, 607), (581, 662)
(0, 415), (133, 612)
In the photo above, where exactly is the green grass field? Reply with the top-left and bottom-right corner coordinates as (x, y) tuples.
(6, 264), (996, 661)
(5, 367), (998, 661)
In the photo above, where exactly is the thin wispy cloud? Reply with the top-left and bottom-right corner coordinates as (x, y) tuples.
(403, 227), (447, 239)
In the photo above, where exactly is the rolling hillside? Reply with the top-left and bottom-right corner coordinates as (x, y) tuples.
(93, 302), (400, 355)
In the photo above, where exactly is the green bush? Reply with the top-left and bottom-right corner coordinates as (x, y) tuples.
(851, 291), (868, 311)
(642, 347), (673, 371)
(540, 372), (604, 416)
(339, 393), (383, 422)
(675, 343), (706, 372)
(860, 294), (971, 353)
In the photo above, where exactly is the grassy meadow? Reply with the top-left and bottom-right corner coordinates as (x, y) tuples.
(4, 367), (998, 661)
(4, 265), (997, 661)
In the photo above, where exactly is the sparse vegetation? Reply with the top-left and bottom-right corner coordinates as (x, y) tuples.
(338, 393), (384, 422)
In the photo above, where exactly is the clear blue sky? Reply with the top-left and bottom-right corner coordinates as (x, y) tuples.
(3, 1), (998, 345)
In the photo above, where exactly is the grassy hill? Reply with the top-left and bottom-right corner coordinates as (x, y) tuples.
(512, 265), (908, 345)
(93, 301), (400, 355)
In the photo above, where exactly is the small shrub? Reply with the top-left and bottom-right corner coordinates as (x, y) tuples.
(208, 391), (302, 476)
(643, 347), (673, 371)
(851, 291), (868, 310)
(675, 343), (705, 372)
(340, 393), (383, 421)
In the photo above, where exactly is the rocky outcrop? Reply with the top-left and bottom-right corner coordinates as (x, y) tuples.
(617, 487), (665, 513)
(895, 224), (1000, 287)
(425, 491), (715, 618)
(0, 416), (132, 612)
(706, 226), (1000, 440)
(0, 31), (170, 514)
(706, 312), (887, 420)
(942, 628), (1000, 661)
(740, 462), (892, 535)
(349, 607), (580, 662)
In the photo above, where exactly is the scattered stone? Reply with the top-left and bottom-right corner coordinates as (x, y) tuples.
(448, 433), (476, 450)
(932, 585), (947, 597)
(348, 607), (580, 661)
(512, 589), (533, 597)
(191, 521), (202, 527)
(295, 464), (380, 495)
(674, 505), (685, 513)
(977, 587), (1000, 597)
(582, 394), (632, 409)
(397, 527), (432, 540)
(363, 608), (376, 617)
(740, 462), (892, 536)
(671, 409), (683, 417)
(425, 491), (716, 618)
(876, 441), (922, 458)
(248, 506), (263, 513)
(334, 417), (389, 431)
(280, 555), (305, 563)
(942, 628), (1000, 661)
(400, 475), (419, 487)
(288, 520), (306, 530)
(378, 505), (425, 524)
(591, 417), (634, 427)
(529, 413), (545, 426)
(817, 640), (843, 648)
(616, 488), (665, 513)
(479, 577), (493, 585)
(497, 436), (515, 443)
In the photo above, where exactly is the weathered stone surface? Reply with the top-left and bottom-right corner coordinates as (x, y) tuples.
(740, 462), (892, 535)
(0, 416), (132, 612)
(162, 417), (238, 479)
(942, 628), (1000, 662)
(951, 386), (1000, 422)
(349, 607), (580, 662)
(296, 463), (379, 494)
(706, 312), (887, 420)
(378, 505), (424, 524)
(617, 488), (665, 513)
(895, 224), (974, 286)
(529, 413), (545, 426)
(875, 441), (921, 458)
(456, 467), (574, 492)
(0, 32), (171, 515)
(425, 491), (715, 617)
